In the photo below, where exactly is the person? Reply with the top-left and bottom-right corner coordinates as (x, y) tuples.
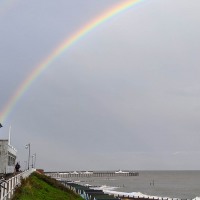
(15, 162), (20, 173)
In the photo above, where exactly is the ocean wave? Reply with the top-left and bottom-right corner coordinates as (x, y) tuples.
(90, 185), (180, 200)
(193, 197), (200, 200)
(89, 184), (200, 200)
(90, 185), (119, 191)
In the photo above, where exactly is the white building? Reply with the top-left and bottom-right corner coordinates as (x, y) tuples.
(0, 139), (17, 175)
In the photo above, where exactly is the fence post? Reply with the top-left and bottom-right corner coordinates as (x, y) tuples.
(5, 181), (8, 199)
(11, 176), (14, 196)
(14, 175), (16, 188)
(8, 179), (11, 198)
(1, 182), (4, 200)
(17, 173), (20, 185)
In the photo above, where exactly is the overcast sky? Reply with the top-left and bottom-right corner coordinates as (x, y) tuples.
(0, 0), (200, 171)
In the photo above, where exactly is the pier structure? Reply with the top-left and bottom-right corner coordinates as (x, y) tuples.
(45, 170), (139, 179)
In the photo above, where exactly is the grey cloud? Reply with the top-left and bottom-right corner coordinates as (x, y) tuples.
(1, 0), (200, 170)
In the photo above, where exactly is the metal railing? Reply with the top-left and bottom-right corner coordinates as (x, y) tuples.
(0, 168), (36, 200)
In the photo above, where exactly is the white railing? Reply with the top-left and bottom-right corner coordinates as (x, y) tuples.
(0, 168), (36, 200)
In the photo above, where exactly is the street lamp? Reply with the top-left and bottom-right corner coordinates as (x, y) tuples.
(34, 153), (36, 168)
(25, 143), (30, 170)
(32, 153), (36, 168)
(31, 155), (34, 168)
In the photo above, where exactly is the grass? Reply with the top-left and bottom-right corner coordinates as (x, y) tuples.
(12, 172), (83, 200)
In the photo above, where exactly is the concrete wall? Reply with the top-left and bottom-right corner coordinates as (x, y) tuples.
(0, 140), (8, 174)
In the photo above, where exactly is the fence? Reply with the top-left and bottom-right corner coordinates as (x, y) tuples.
(0, 168), (36, 200)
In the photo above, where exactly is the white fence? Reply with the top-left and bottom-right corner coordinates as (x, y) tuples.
(0, 168), (36, 200)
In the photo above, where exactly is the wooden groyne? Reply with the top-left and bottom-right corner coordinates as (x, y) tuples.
(45, 170), (139, 178)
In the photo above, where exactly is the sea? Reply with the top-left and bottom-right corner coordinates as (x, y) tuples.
(63, 171), (200, 199)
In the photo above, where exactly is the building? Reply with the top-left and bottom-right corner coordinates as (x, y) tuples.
(0, 139), (17, 175)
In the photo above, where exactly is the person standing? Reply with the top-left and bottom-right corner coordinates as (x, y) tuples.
(15, 162), (20, 173)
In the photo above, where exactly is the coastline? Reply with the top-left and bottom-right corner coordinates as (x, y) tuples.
(46, 170), (200, 199)
(64, 181), (200, 200)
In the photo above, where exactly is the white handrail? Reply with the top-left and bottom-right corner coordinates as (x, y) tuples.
(0, 168), (36, 200)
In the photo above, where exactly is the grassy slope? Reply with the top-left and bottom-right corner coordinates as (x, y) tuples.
(12, 172), (83, 200)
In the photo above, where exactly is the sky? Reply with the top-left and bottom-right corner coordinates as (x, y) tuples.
(0, 0), (200, 171)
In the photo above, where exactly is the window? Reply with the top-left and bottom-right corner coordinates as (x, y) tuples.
(8, 154), (16, 166)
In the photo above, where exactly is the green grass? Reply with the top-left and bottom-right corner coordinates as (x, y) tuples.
(12, 172), (83, 200)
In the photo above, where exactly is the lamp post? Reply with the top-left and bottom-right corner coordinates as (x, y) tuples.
(32, 153), (36, 168)
(31, 155), (34, 168)
(34, 153), (36, 168)
(25, 143), (30, 170)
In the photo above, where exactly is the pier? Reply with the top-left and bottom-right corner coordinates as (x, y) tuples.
(45, 170), (139, 179)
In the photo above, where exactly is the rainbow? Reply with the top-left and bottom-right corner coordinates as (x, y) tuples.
(0, 0), (144, 124)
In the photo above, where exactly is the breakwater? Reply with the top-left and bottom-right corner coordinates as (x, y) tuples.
(45, 170), (139, 178)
